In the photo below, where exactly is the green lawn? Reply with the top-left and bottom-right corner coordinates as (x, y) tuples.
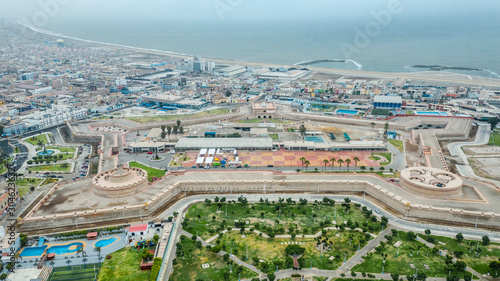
(218, 230), (369, 273)
(270, 134), (279, 141)
(25, 134), (50, 145)
(374, 153), (392, 166)
(98, 247), (152, 281)
(171, 235), (258, 281)
(10, 178), (44, 187)
(128, 161), (166, 181)
(183, 201), (383, 240)
(388, 139), (404, 152)
(28, 163), (71, 172)
(15, 147), (20, 153)
(50, 265), (99, 281)
(424, 234), (500, 275)
(45, 146), (77, 160)
(127, 108), (231, 123)
(490, 130), (500, 146)
(353, 231), (450, 277)
(18, 187), (30, 197)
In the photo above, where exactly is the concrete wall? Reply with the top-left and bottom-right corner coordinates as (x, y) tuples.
(19, 178), (499, 233)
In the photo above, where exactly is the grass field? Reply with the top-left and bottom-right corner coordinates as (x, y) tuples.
(25, 134), (50, 145)
(50, 264), (100, 281)
(490, 130), (500, 146)
(374, 153), (392, 166)
(28, 163), (71, 172)
(425, 234), (500, 275)
(171, 235), (258, 281)
(128, 161), (166, 181)
(353, 231), (497, 278)
(219, 230), (369, 272)
(183, 201), (383, 240)
(127, 108), (231, 123)
(11, 177), (44, 187)
(44, 146), (77, 160)
(98, 247), (152, 281)
(269, 134), (279, 141)
(388, 139), (404, 152)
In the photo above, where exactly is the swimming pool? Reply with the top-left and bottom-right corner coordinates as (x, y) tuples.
(20, 246), (47, 257)
(94, 237), (119, 248)
(336, 109), (359, 115)
(415, 111), (449, 116)
(46, 242), (84, 255)
(305, 136), (325, 143)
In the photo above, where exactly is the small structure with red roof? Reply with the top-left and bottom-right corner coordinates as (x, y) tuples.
(125, 223), (149, 242)
(86, 232), (98, 240)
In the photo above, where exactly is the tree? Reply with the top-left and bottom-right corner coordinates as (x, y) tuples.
(176, 120), (181, 128)
(304, 160), (310, 172)
(407, 275), (416, 281)
(330, 157), (336, 171)
(66, 259), (72, 270)
(299, 157), (306, 171)
(490, 261), (500, 276)
(94, 246), (102, 260)
(323, 159), (329, 171)
(82, 257), (88, 268)
(161, 125), (165, 134)
(299, 124), (306, 137)
(391, 273), (400, 281)
(173, 126), (178, 135)
(161, 131), (166, 139)
(407, 231), (417, 241)
(487, 117), (499, 130)
(167, 126), (172, 137)
(456, 233), (464, 243)
(267, 272), (276, 281)
(360, 166), (366, 172)
(0, 273), (7, 280)
(285, 244), (305, 256)
(416, 272), (427, 281)
(337, 159), (344, 171)
(205, 198), (212, 204)
(345, 159), (351, 171)
(353, 157), (360, 172)
(482, 235), (490, 246)
(425, 229), (431, 236)
(179, 127), (184, 134)
(370, 122), (376, 130)
(446, 274), (460, 281)
(225, 90), (232, 97)
(384, 122), (389, 135)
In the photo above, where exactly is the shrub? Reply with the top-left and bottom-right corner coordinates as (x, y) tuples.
(149, 257), (162, 281)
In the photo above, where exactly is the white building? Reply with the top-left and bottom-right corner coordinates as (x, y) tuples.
(215, 66), (247, 77)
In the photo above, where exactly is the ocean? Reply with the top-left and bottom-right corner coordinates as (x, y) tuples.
(39, 15), (500, 79)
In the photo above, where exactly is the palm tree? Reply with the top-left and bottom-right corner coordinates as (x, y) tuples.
(94, 246), (102, 260)
(76, 248), (84, 257)
(360, 166), (366, 172)
(179, 126), (184, 134)
(167, 126), (172, 137)
(304, 160), (310, 172)
(337, 159), (344, 172)
(370, 122), (376, 130)
(345, 159), (351, 172)
(82, 257), (88, 269)
(323, 159), (329, 171)
(384, 123), (389, 138)
(161, 125), (165, 134)
(50, 261), (55, 268)
(330, 157), (336, 172)
(379, 167), (385, 173)
(176, 120), (181, 128)
(14, 252), (22, 262)
(353, 157), (360, 172)
(299, 157), (306, 171)
(299, 124), (306, 137)
(66, 259), (72, 270)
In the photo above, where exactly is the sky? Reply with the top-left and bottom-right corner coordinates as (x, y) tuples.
(1, 0), (498, 26)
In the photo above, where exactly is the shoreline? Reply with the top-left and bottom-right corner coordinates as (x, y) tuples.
(18, 21), (500, 88)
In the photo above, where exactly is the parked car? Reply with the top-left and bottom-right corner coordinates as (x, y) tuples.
(147, 151), (153, 154)
(57, 176), (63, 178)
(267, 165), (274, 167)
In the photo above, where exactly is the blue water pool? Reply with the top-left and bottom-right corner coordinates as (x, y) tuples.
(305, 136), (325, 143)
(20, 246), (47, 257)
(94, 237), (118, 248)
(37, 149), (55, 156)
(415, 111), (449, 116)
(46, 242), (84, 255)
(336, 109), (359, 115)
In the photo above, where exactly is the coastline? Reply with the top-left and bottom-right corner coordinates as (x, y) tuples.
(19, 21), (500, 88)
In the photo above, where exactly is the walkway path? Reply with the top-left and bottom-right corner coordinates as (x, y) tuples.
(338, 227), (392, 273)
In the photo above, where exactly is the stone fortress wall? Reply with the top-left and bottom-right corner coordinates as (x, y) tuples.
(19, 177), (499, 233)
(92, 167), (149, 198)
